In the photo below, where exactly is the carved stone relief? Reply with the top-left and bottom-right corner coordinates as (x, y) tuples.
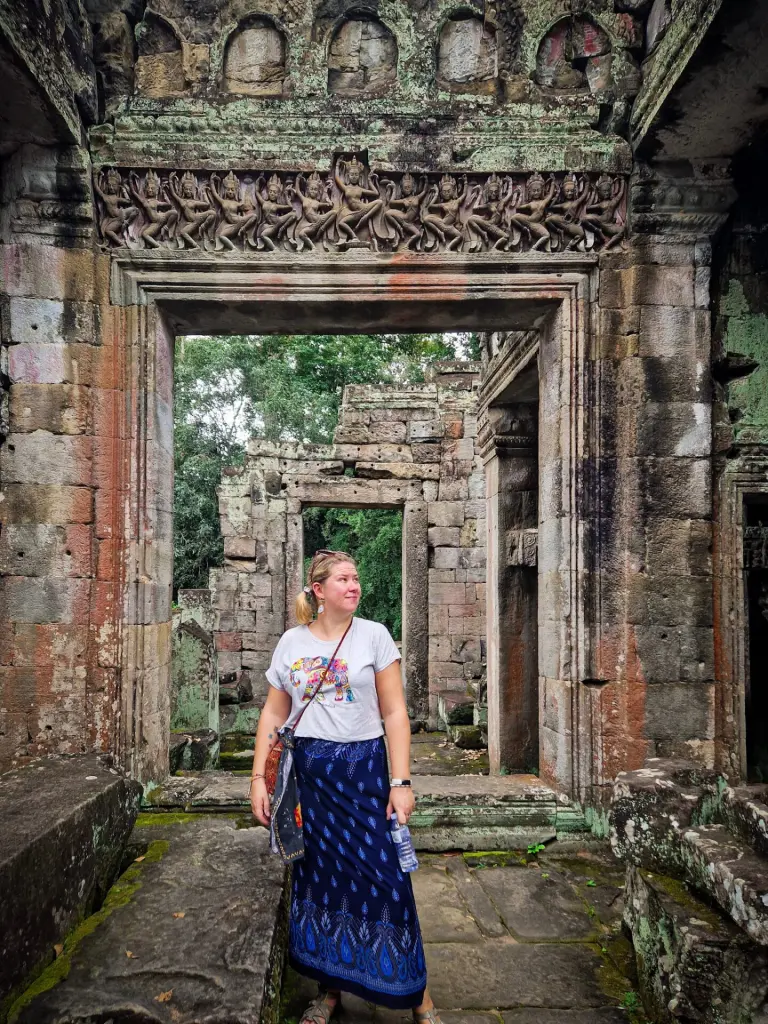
(224, 19), (287, 96)
(94, 159), (628, 254)
(327, 17), (397, 97)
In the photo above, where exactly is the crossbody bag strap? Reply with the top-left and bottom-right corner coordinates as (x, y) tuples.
(291, 619), (353, 731)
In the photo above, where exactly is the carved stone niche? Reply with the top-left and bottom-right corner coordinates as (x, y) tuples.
(135, 11), (186, 98)
(224, 17), (287, 96)
(535, 16), (612, 95)
(328, 16), (397, 97)
(438, 13), (498, 92)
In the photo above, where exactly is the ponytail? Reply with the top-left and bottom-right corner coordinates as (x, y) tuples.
(295, 589), (316, 625)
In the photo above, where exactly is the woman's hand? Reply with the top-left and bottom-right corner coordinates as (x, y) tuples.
(250, 778), (271, 827)
(387, 786), (415, 826)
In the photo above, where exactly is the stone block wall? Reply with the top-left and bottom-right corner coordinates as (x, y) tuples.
(209, 364), (485, 728)
(0, 205), (121, 767)
(584, 170), (725, 792)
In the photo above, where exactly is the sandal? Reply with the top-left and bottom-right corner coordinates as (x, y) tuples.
(299, 991), (340, 1024)
(413, 1010), (444, 1024)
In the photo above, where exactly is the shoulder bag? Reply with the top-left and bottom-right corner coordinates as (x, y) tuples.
(267, 620), (352, 863)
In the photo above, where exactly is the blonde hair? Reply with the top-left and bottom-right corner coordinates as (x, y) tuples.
(295, 549), (358, 625)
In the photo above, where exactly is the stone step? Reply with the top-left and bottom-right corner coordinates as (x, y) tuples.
(144, 772), (589, 851)
(10, 817), (286, 1024)
(676, 823), (768, 945)
(0, 756), (141, 1021)
(624, 865), (768, 1023)
(612, 761), (768, 945)
(716, 784), (768, 860)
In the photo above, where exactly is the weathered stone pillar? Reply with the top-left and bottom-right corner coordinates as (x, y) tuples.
(402, 500), (429, 724)
(590, 162), (735, 786)
(480, 407), (538, 774)
(285, 504), (304, 629)
(0, 144), (117, 770)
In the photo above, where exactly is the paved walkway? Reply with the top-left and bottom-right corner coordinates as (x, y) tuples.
(282, 843), (646, 1023)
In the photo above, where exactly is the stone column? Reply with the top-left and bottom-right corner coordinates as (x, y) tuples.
(480, 408), (538, 774)
(0, 144), (116, 771)
(402, 500), (429, 724)
(591, 162), (735, 783)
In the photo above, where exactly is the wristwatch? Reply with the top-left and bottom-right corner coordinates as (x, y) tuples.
(390, 778), (412, 787)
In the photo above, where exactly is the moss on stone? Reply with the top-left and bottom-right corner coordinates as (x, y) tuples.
(135, 811), (245, 827)
(722, 279), (768, 444)
(639, 869), (722, 929)
(6, 840), (169, 1023)
(462, 850), (527, 868)
(593, 940), (649, 1024)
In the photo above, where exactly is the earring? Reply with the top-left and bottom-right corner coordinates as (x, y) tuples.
(317, 603), (325, 615)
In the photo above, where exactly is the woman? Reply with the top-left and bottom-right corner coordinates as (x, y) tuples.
(250, 550), (443, 1024)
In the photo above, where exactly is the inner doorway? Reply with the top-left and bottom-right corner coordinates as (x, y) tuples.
(480, 332), (540, 775)
(303, 507), (404, 644)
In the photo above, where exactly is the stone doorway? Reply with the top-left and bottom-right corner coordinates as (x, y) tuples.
(109, 251), (596, 801)
(479, 333), (540, 775)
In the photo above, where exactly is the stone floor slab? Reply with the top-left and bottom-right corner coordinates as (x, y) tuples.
(424, 942), (617, 1009)
(411, 863), (484, 943)
(13, 817), (286, 1024)
(0, 755), (141, 1014)
(474, 867), (596, 941)
(444, 856), (507, 938)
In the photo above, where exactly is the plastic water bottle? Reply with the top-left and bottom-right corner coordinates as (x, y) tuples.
(390, 813), (419, 872)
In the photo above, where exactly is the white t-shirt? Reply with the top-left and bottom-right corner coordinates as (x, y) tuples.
(265, 617), (401, 742)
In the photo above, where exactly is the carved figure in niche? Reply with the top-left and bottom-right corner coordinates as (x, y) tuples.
(582, 175), (626, 250)
(422, 173), (469, 251)
(129, 170), (179, 248)
(334, 157), (385, 249)
(168, 170), (216, 249)
(506, 172), (556, 251)
(379, 172), (428, 250)
(292, 171), (337, 251)
(464, 173), (514, 251)
(94, 167), (137, 247)
(208, 171), (258, 250)
(252, 173), (300, 250)
(544, 172), (590, 251)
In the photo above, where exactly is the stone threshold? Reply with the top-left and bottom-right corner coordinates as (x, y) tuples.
(143, 772), (588, 851)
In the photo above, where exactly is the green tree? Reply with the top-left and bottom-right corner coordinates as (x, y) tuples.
(303, 507), (403, 638)
(174, 333), (458, 592)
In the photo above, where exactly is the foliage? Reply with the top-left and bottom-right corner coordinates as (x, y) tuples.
(303, 507), (403, 639)
(174, 332), (465, 592)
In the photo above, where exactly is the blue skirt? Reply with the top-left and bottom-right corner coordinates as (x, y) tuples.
(289, 736), (427, 1010)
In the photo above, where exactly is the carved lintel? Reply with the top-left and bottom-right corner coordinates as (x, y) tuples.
(93, 159), (629, 256)
(3, 144), (94, 243)
(477, 426), (537, 461)
(631, 163), (737, 241)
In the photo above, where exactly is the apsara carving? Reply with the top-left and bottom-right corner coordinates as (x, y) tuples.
(94, 159), (627, 254)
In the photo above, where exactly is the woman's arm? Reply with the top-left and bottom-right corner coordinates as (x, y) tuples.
(249, 686), (292, 826)
(375, 660), (415, 825)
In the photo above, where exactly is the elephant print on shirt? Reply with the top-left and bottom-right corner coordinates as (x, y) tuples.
(290, 656), (355, 703)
